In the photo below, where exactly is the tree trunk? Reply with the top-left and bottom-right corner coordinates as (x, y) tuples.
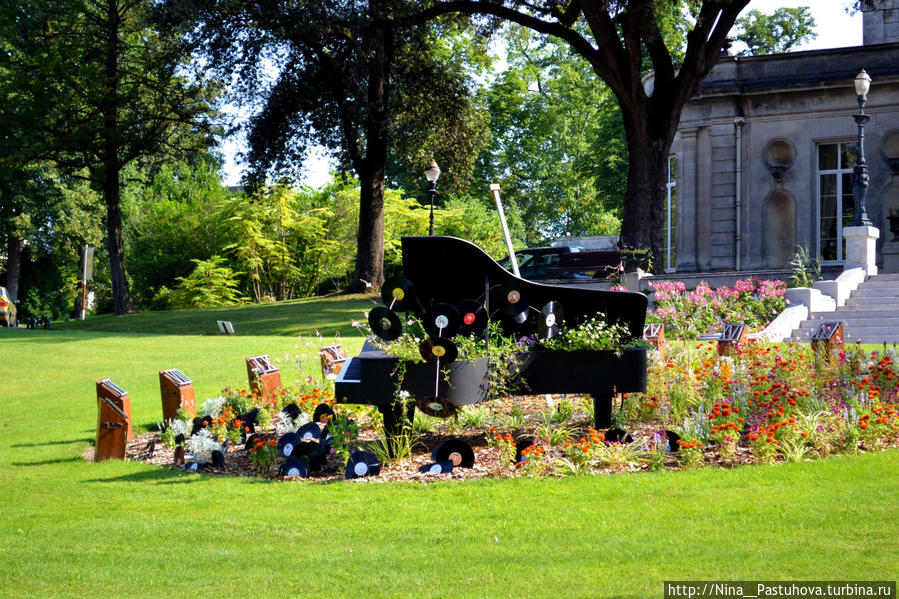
(5, 234), (22, 302)
(352, 1), (391, 293)
(617, 98), (676, 273)
(354, 168), (387, 292)
(103, 166), (134, 315)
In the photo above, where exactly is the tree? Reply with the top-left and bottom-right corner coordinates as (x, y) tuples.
(160, 0), (490, 291)
(0, 0), (215, 314)
(734, 8), (816, 56)
(476, 26), (626, 243)
(404, 0), (751, 268)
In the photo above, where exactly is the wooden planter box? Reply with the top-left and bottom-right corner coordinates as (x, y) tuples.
(514, 348), (648, 396)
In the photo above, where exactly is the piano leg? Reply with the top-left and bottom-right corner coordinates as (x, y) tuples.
(378, 402), (415, 456)
(593, 394), (612, 428)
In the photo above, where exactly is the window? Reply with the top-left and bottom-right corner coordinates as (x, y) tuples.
(817, 142), (857, 262)
(664, 156), (677, 272)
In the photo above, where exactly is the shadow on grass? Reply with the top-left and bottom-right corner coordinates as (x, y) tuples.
(11, 437), (93, 448)
(12, 456), (85, 467)
(82, 467), (208, 484)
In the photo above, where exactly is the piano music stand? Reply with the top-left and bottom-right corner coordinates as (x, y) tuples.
(811, 321), (844, 359)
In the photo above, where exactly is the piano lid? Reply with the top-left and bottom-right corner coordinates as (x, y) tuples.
(401, 236), (647, 339)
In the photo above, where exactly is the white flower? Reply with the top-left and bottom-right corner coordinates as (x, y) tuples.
(398, 390), (411, 400)
(200, 396), (227, 418)
(166, 418), (192, 438)
(187, 429), (222, 463)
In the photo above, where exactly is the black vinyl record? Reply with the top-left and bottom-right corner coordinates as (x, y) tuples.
(423, 302), (461, 338)
(191, 415), (213, 434)
(456, 300), (488, 336)
(297, 421), (322, 441)
(380, 275), (417, 312)
(345, 450), (381, 479)
(312, 403), (335, 423)
(240, 407), (260, 427)
(281, 403), (301, 420)
(368, 306), (403, 341)
(419, 337), (458, 366)
(416, 396), (457, 418)
(665, 430), (681, 454)
(431, 438), (475, 468)
(210, 450), (225, 468)
(515, 438), (535, 463)
(418, 460), (454, 474)
(244, 432), (263, 453)
(538, 301), (564, 339)
(503, 301), (530, 325)
(278, 432), (302, 457)
(280, 456), (310, 478)
(605, 428), (633, 444)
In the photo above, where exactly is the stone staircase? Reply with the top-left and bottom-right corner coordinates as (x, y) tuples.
(791, 273), (899, 344)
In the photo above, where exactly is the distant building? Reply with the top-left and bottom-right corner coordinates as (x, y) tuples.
(669, 0), (899, 274)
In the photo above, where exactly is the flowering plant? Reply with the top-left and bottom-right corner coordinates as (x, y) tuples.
(187, 429), (223, 463)
(248, 433), (279, 471)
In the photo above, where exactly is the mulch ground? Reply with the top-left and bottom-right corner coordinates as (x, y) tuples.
(106, 394), (898, 484)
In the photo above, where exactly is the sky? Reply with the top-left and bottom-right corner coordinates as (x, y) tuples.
(217, 1), (864, 189)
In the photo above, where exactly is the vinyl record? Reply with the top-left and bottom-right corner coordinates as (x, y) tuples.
(312, 403), (335, 423)
(281, 403), (301, 420)
(368, 306), (403, 341)
(240, 407), (259, 428)
(423, 302), (461, 338)
(380, 275), (416, 312)
(304, 443), (328, 472)
(345, 450), (381, 479)
(419, 337), (458, 366)
(278, 432), (302, 457)
(418, 460), (454, 474)
(210, 450), (225, 468)
(604, 428), (633, 444)
(431, 438), (475, 468)
(456, 300), (488, 336)
(191, 415), (213, 434)
(499, 281), (523, 305)
(280, 456), (310, 478)
(665, 430), (681, 454)
(184, 461), (203, 472)
(297, 421), (322, 441)
(416, 396), (457, 418)
(244, 432), (263, 453)
(515, 438), (535, 463)
(538, 301), (564, 339)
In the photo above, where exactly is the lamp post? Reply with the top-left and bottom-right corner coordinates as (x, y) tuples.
(851, 69), (872, 227)
(424, 160), (441, 235)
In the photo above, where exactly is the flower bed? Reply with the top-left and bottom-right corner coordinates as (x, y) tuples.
(647, 278), (787, 339)
(126, 340), (899, 482)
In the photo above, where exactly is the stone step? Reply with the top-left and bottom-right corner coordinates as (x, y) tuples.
(850, 288), (899, 298)
(833, 300), (899, 310)
(794, 318), (899, 331)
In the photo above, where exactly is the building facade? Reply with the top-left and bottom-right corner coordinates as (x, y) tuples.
(670, 1), (899, 274)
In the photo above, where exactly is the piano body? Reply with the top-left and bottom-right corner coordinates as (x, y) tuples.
(335, 236), (648, 437)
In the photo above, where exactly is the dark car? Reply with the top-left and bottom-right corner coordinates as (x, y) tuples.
(498, 247), (593, 281)
(0, 286), (17, 327)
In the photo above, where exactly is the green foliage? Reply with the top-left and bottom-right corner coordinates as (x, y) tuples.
(475, 27), (625, 244)
(171, 256), (245, 308)
(122, 160), (232, 309)
(789, 246), (822, 288)
(735, 8), (817, 56)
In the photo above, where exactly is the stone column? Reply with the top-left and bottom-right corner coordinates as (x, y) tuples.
(843, 225), (880, 276)
(677, 128), (699, 271)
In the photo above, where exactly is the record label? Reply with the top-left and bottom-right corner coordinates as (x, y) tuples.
(423, 303), (460, 338)
(456, 300), (488, 336)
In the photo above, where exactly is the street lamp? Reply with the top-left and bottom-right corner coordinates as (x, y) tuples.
(851, 69), (872, 226)
(424, 160), (441, 235)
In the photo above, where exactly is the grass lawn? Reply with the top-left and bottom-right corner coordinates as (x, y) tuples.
(2, 301), (897, 598)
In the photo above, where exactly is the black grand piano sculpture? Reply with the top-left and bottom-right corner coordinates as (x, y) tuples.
(335, 235), (649, 441)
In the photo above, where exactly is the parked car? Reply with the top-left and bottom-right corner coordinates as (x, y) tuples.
(498, 247), (593, 281)
(0, 286), (17, 327)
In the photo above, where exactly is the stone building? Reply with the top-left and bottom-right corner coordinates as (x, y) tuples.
(668, 0), (899, 275)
